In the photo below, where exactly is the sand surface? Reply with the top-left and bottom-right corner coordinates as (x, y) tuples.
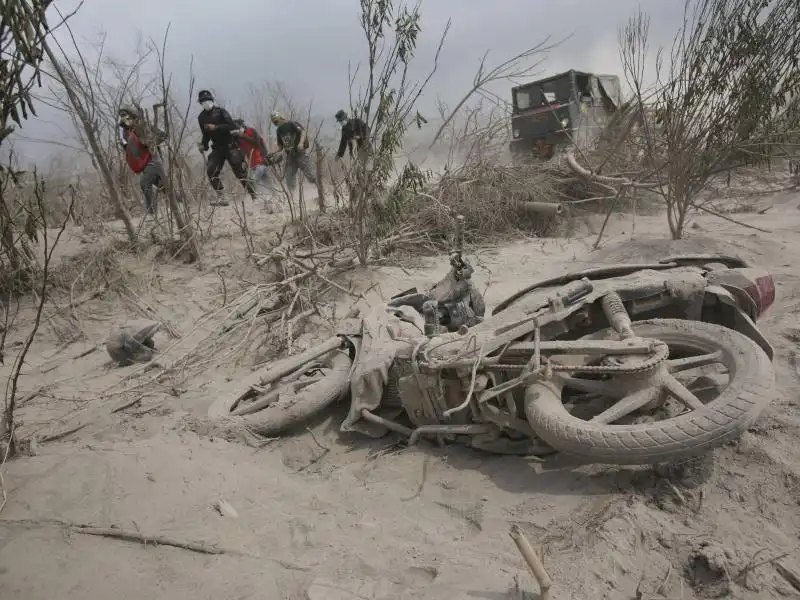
(2, 180), (800, 599)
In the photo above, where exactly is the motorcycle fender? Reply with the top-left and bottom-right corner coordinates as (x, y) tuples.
(730, 307), (774, 361)
(344, 335), (364, 381)
(705, 285), (774, 360)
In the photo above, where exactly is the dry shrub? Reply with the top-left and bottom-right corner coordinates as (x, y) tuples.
(306, 159), (572, 255)
(391, 160), (567, 246)
(49, 236), (142, 295)
(6, 170), (140, 230)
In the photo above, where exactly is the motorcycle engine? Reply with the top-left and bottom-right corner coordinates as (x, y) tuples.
(441, 298), (482, 330)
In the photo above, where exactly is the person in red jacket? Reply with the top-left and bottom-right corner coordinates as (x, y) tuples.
(118, 106), (168, 216)
(234, 119), (279, 198)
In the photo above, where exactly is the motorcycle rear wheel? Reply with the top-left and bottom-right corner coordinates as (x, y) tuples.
(208, 347), (352, 436)
(524, 318), (775, 465)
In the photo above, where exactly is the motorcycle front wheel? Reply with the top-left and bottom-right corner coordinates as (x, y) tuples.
(208, 345), (352, 436)
(524, 318), (776, 465)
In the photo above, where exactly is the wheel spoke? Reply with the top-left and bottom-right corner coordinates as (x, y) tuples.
(589, 387), (661, 424)
(663, 373), (706, 411)
(561, 376), (619, 396)
(667, 351), (722, 373)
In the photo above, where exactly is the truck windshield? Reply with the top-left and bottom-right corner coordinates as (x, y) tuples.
(515, 77), (573, 112)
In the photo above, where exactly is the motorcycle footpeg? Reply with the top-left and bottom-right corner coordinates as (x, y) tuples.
(391, 287), (419, 300)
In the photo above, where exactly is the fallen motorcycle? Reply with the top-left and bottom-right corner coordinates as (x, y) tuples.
(209, 233), (777, 465)
(208, 216), (485, 430)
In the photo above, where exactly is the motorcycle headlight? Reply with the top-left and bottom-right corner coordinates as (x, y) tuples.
(561, 118), (569, 129)
(513, 129), (520, 139)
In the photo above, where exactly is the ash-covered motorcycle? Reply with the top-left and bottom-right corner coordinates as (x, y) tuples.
(209, 219), (777, 465)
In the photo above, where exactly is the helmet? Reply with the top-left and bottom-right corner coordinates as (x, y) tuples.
(118, 106), (138, 119)
(335, 109), (348, 122)
(197, 89), (214, 104)
(270, 111), (284, 125)
(118, 106), (138, 126)
(105, 319), (161, 365)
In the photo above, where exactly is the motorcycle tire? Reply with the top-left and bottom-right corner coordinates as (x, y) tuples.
(524, 318), (776, 465)
(208, 348), (353, 436)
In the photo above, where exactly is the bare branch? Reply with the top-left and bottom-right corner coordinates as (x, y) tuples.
(429, 36), (566, 148)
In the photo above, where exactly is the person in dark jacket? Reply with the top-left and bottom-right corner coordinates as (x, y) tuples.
(334, 109), (370, 161)
(118, 106), (168, 215)
(270, 111), (317, 190)
(196, 89), (256, 205)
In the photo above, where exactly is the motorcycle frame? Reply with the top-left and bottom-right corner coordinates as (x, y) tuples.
(347, 263), (772, 451)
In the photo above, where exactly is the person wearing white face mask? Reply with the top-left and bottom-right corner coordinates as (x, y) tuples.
(196, 89), (256, 205)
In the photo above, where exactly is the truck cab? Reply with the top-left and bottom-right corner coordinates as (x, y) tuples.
(509, 70), (622, 163)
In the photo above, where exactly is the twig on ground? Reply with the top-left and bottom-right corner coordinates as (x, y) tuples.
(287, 308), (316, 353)
(73, 345), (100, 359)
(110, 396), (143, 413)
(401, 454), (430, 502)
(293, 427), (330, 473)
(40, 423), (87, 443)
(737, 549), (790, 586)
(70, 524), (230, 555)
(667, 481), (687, 505)
(281, 287), (303, 349)
(17, 386), (46, 407)
(122, 287), (181, 338)
(0, 422), (11, 514)
(693, 203), (772, 233)
(775, 560), (800, 592)
(509, 524), (553, 600)
(306, 427), (330, 452)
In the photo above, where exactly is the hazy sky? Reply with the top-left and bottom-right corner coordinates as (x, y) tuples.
(9, 0), (685, 166)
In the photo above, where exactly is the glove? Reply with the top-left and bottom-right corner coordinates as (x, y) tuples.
(197, 141), (207, 153)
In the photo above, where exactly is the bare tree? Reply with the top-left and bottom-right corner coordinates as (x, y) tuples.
(611, 0), (800, 239)
(434, 97), (511, 169)
(428, 37), (563, 149)
(346, 0), (450, 265)
(1, 169), (74, 468)
(41, 16), (139, 243)
(0, 0), (79, 277)
(148, 26), (201, 263)
(38, 32), (158, 220)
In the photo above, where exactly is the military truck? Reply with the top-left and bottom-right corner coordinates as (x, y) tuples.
(509, 69), (623, 163)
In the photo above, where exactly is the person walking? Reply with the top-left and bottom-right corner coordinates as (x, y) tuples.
(234, 119), (277, 193)
(334, 109), (370, 162)
(197, 89), (256, 205)
(117, 106), (168, 216)
(269, 111), (317, 191)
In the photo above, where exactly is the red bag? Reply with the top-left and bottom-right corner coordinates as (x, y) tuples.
(124, 130), (152, 174)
